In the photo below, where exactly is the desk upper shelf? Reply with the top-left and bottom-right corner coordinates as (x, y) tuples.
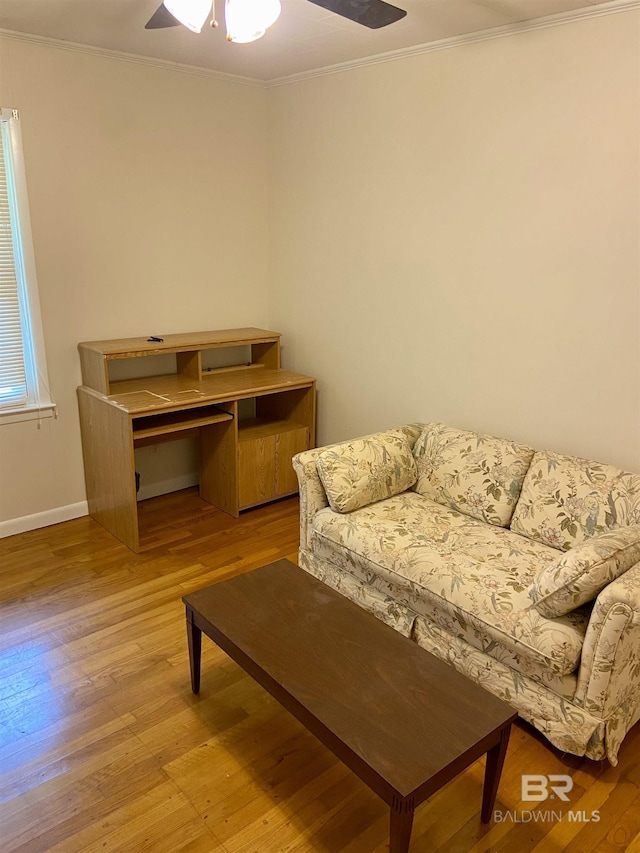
(79, 327), (280, 359)
(78, 327), (284, 397)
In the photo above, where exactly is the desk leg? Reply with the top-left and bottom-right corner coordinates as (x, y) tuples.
(481, 724), (511, 823)
(186, 608), (202, 694)
(390, 796), (414, 853)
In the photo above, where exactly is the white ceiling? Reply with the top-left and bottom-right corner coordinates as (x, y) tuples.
(0, 0), (617, 82)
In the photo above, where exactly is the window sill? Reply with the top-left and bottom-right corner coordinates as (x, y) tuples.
(0, 402), (56, 425)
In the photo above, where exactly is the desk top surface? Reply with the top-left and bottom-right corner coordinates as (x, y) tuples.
(79, 366), (315, 415)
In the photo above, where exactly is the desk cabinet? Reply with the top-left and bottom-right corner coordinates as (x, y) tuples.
(77, 328), (316, 552)
(239, 422), (309, 508)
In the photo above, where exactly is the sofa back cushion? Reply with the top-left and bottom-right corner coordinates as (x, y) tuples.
(530, 525), (640, 617)
(412, 423), (535, 527)
(511, 450), (640, 551)
(316, 429), (418, 513)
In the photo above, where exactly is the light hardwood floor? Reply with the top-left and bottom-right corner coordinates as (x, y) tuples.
(1, 490), (639, 853)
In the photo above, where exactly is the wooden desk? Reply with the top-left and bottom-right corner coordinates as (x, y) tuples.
(77, 328), (316, 552)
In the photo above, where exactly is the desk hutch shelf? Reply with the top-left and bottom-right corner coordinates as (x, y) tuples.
(77, 328), (316, 552)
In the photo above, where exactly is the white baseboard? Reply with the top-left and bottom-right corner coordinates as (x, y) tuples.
(0, 501), (89, 539)
(0, 476), (198, 540)
(136, 473), (199, 501)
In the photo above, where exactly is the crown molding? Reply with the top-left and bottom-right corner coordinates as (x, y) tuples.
(0, 28), (265, 88)
(0, 0), (638, 89)
(268, 0), (640, 87)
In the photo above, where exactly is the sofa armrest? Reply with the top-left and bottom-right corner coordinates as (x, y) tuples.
(293, 447), (330, 551)
(574, 562), (640, 717)
(293, 423), (424, 551)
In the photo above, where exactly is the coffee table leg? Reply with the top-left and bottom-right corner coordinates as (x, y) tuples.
(186, 607), (202, 694)
(390, 796), (414, 853)
(481, 724), (511, 823)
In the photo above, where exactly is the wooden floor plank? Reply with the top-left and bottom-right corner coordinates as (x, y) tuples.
(1, 489), (639, 852)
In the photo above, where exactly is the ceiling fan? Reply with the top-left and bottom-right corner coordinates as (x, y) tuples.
(146, 0), (407, 44)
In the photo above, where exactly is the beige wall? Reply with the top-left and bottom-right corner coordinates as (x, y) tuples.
(0, 38), (268, 525)
(268, 11), (640, 470)
(2, 8), (639, 529)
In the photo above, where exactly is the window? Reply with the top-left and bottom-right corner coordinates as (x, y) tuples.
(0, 107), (54, 422)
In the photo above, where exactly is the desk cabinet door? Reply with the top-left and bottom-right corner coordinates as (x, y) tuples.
(239, 436), (276, 508)
(275, 427), (309, 497)
(238, 426), (309, 509)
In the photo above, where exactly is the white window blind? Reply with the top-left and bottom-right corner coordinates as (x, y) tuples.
(0, 114), (28, 405)
(0, 107), (53, 422)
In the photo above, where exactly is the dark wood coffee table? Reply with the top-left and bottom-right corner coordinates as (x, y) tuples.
(183, 559), (516, 852)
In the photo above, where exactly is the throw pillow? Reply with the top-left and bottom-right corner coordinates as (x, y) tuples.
(412, 423), (534, 527)
(530, 525), (640, 617)
(316, 429), (417, 513)
(511, 450), (630, 551)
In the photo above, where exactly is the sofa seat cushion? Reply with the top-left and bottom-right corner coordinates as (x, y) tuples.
(310, 492), (590, 676)
(412, 423), (534, 528)
(511, 450), (640, 551)
(316, 429), (418, 513)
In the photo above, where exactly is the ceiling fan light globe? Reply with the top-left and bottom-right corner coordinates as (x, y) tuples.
(227, 28), (265, 43)
(258, 0), (282, 29)
(225, 0), (281, 42)
(163, 0), (212, 32)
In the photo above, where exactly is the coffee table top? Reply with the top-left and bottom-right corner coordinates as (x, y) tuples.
(183, 559), (516, 803)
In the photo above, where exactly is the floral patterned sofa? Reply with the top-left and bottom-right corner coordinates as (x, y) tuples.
(293, 423), (640, 765)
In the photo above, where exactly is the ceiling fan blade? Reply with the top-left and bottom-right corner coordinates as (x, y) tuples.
(307, 0), (406, 28)
(145, 4), (182, 29)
